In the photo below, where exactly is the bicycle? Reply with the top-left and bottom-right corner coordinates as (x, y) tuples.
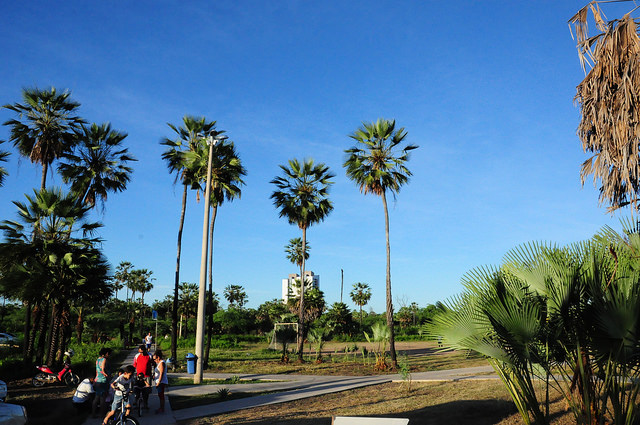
(107, 388), (140, 425)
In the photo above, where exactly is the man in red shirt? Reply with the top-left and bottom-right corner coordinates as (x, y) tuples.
(132, 345), (153, 409)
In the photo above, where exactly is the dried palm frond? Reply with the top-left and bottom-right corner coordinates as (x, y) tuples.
(570, 1), (640, 213)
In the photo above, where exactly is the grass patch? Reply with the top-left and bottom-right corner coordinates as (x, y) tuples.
(160, 341), (487, 376)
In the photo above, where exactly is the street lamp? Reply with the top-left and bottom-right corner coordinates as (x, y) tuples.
(194, 131), (227, 384)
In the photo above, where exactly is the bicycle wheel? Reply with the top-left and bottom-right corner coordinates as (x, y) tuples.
(137, 398), (143, 417)
(64, 372), (80, 386)
(117, 416), (140, 425)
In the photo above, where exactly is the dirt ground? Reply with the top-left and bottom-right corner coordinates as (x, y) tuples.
(179, 381), (575, 425)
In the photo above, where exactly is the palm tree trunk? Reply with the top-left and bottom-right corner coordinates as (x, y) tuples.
(40, 162), (47, 191)
(35, 302), (49, 364)
(139, 294), (145, 339)
(172, 184), (188, 362)
(296, 227), (307, 362)
(76, 307), (84, 344)
(22, 301), (32, 362)
(381, 191), (397, 368)
(46, 304), (60, 366)
(25, 303), (40, 362)
(204, 205), (218, 369)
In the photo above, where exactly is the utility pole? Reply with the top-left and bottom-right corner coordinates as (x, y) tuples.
(340, 269), (344, 303)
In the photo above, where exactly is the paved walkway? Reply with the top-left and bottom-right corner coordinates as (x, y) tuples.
(84, 350), (496, 424)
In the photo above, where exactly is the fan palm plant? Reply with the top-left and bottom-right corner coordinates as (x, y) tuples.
(0, 188), (106, 364)
(344, 118), (418, 367)
(285, 237), (311, 299)
(271, 158), (334, 361)
(431, 223), (640, 425)
(350, 282), (372, 328)
(58, 122), (136, 210)
(2, 87), (85, 190)
(161, 116), (216, 361)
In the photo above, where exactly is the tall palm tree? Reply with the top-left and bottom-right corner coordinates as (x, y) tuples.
(161, 116), (216, 361)
(0, 140), (9, 187)
(2, 87), (85, 347)
(223, 284), (247, 308)
(285, 237), (311, 298)
(271, 158), (334, 361)
(58, 122), (136, 210)
(344, 118), (418, 367)
(350, 282), (372, 327)
(2, 87), (85, 190)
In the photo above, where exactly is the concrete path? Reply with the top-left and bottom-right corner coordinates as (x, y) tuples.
(84, 350), (497, 424)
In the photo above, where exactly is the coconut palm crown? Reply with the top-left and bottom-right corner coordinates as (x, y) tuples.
(2, 87), (85, 190)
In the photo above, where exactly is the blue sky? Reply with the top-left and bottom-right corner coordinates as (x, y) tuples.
(0, 1), (629, 312)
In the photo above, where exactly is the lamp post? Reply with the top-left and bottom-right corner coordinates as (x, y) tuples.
(194, 131), (227, 384)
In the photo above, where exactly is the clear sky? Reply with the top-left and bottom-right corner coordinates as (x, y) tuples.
(0, 1), (629, 312)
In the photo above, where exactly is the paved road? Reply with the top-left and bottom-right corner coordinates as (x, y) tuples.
(83, 350), (496, 425)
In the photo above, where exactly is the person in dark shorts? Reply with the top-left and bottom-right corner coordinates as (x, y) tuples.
(92, 347), (111, 417)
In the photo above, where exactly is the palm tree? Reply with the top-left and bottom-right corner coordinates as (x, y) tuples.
(350, 282), (372, 327)
(178, 282), (199, 337)
(0, 140), (9, 187)
(0, 188), (106, 364)
(285, 237), (311, 297)
(131, 268), (154, 339)
(344, 118), (418, 367)
(182, 138), (246, 368)
(2, 87), (85, 190)
(161, 116), (216, 361)
(58, 122), (136, 210)
(114, 261), (133, 302)
(271, 159), (334, 361)
(2, 87), (85, 346)
(223, 284), (247, 308)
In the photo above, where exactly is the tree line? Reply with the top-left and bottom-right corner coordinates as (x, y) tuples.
(0, 86), (419, 370)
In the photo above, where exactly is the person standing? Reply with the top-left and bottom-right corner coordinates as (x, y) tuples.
(133, 345), (152, 409)
(145, 332), (153, 351)
(92, 348), (112, 417)
(153, 350), (168, 414)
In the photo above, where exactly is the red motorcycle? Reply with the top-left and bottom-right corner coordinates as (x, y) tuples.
(32, 350), (80, 387)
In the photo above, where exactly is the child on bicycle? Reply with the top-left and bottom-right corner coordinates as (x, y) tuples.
(132, 372), (151, 409)
(102, 365), (135, 425)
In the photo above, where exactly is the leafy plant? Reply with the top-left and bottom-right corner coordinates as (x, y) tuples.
(364, 322), (390, 371)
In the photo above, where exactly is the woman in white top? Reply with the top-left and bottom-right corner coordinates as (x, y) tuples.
(153, 350), (169, 414)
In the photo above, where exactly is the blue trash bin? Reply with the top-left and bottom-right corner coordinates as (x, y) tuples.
(185, 353), (197, 374)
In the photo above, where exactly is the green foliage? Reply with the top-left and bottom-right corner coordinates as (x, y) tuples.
(364, 322), (390, 371)
(430, 222), (640, 425)
(398, 354), (412, 391)
(324, 302), (356, 337)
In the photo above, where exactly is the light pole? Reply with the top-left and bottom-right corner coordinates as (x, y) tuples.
(194, 131), (227, 384)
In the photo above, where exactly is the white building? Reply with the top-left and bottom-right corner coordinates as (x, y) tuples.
(282, 271), (320, 303)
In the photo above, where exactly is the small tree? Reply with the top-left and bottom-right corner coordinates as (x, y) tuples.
(223, 284), (247, 308)
(350, 282), (372, 328)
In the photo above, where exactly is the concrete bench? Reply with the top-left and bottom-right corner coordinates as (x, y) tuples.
(332, 417), (409, 424)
